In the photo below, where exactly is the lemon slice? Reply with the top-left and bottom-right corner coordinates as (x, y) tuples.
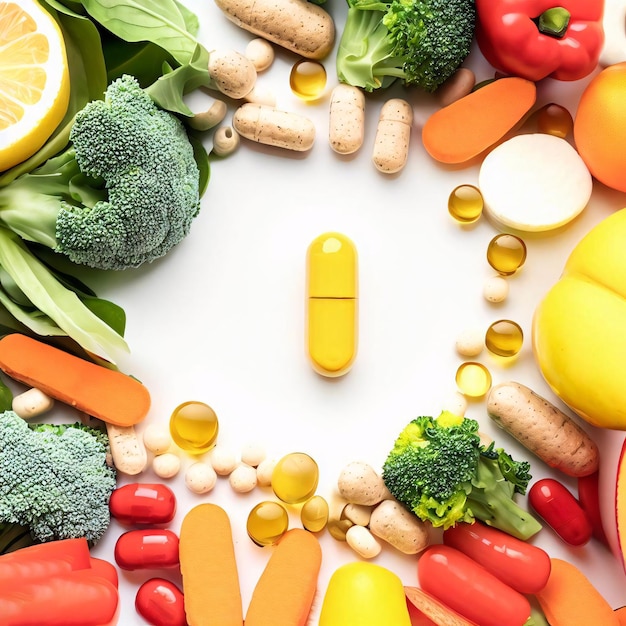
(0, 0), (70, 171)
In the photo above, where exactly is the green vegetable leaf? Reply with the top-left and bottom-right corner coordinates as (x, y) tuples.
(79, 0), (200, 65)
(0, 228), (128, 362)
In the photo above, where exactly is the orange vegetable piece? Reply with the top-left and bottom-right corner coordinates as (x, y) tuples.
(615, 606), (626, 625)
(536, 558), (618, 626)
(0, 334), (150, 427)
(404, 586), (479, 626)
(179, 503), (243, 626)
(421, 77), (536, 164)
(245, 528), (322, 626)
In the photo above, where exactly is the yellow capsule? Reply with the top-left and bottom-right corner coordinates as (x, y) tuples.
(306, 232), (358, 377)
(246, 501), (289, 547)
(486, 233), (527, 276)
(290, 59), (327, 101)
(455, 362), (492, 398)
(169, 400), (219, 454)
(485, 319), (524, 357)
(448, 184), (484, 224)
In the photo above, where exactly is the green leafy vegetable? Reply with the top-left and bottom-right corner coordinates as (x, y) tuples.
(382, 411), (542, 540)
(336, 0), (476, 92)
(0, 411), (116, 546)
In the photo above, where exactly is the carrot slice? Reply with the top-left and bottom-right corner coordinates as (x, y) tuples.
(421, 77), (536, 164)
(245, 528), (322, 626)
(179, 503), (243, 626)
(0, 334), (150, 427)
(536, 558), (618, 626)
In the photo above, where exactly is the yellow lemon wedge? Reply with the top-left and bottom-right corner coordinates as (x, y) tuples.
(0, 0), (70, 171)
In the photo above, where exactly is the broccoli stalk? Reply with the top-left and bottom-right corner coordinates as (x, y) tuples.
(0, 411), (116, 548)
(337, 0), (476, 92)
(382, 412), (542, 540)
(0, 75), (202, 271)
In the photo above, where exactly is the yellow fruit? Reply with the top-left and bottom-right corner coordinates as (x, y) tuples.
(532, 208), (626, 430)
(0, 0), (70, 171)
(319, 562), (412, 626)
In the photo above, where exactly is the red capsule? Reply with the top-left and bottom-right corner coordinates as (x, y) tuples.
(136, 578), (187, 626)
(114, 529), (180, 571)
(529, 478), (593, 546)
(109, 483), (176, 525)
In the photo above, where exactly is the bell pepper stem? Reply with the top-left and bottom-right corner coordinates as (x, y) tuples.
(536, 7), (571, 38)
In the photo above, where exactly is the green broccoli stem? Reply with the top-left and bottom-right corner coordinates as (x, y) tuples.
(467, 457), (542, 541)
(0, 147), (79, 249)
(336, 5), (406, 91)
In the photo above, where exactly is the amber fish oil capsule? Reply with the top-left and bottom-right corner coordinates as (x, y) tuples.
(306, 232), (358, 377)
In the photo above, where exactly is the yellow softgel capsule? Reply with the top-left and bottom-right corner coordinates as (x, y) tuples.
(485, 319), (524, 357)
(306, 232), (358, 377)
(169, 401), (219, 454)
(455, 362), (492, 398)
(246, 500), (289, 547)
(272, 452), (319, 504)
(486, 233), (527, 276)
(448, 184), (484, 224)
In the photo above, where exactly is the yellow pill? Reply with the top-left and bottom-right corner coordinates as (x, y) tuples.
(247, 501), (289, 546)
(306, 232), (358, 377)
(448, 184), (484, 224)
(485, 319), (524, 357)
(486, 233), (527, 275)
(169, 401), (219, 454)
(272, 452), (319, 504)
(455, 362), (492, 398)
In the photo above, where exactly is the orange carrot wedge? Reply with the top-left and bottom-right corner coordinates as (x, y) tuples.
(421, 77), (536, 164)
(245, 528), (322, 626)
(179, 503), (243, 626)
(535, 558), (618, 626)
(0, 334), (150, 427)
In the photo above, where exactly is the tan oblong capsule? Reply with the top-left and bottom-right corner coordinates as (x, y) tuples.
(372, 98), (413, 174)
(233, 103), (316, 151)
(214, 0), (335, 60)
(329, 84), (366, 155)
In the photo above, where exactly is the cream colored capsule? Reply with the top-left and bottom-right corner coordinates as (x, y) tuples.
(233, 103), (315, 151)
(214, 0), (335, 60)
(372, 98), (413, 174)
(12, 387), (54, 419)
(208, 49), (257, 99)
(329, 83), (365, 155)
(345, 524), (382, 559)
(245, 38), (275, 72)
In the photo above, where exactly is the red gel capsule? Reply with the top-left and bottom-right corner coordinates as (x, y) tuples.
(114, 529), (180, 571)
(529, 478), (593, 546)
(136, 578), (187, 626)
(109, 483), (176, 525)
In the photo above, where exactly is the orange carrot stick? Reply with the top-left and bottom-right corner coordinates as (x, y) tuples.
(179, 503), (243, 626)
(535, 558), (619, 626)
(0, 333), (150, 427)
(421, 77), (536, 164)
(245, 528), (322, 626)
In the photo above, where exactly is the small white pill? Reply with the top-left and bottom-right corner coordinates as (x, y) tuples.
(345, 524), (382, 559)
(185, 462), (218, 494)
(256, 457), (277, 486)
(455, 328), (484, 357)
(209, 445), (238, 475)
(152, 452), (181, 479)
(342, 503), (372, 527)
(483, 275), (509, 303)
(245, 38), (275, 72)
(12, 388), (54, 419)
(241, 442), (266, 467)
(142, 423), (172, 455)
(229, 462), (258, 493)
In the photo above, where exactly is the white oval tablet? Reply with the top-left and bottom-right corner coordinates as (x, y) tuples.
(478, 133), (592, 232)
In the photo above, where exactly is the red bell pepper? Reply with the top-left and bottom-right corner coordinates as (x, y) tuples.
(0, 538), (119, 625)
(475, 0), (604, 81)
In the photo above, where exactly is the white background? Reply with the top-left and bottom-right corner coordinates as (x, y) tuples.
(42, 0), (626, 622)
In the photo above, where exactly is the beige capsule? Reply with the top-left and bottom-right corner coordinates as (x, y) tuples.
(372, 98), (413, 174)
(214, 0), (335, 60)
(208, 49), (257, 99)
(329, 83), (365, 155)
(233, 103), (316, 151)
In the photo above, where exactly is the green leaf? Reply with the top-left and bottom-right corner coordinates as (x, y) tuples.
(80, 0), (200, 65)
(0, 228), (128, 362)
(144, 44), (213, 116)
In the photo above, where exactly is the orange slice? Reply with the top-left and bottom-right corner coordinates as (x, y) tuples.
(0, 0), (70, 171)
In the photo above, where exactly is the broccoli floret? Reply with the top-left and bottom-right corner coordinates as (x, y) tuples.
(336, 0), (476, 92)
(0, 75), (202, 271)
(382, 411), (542, 540)
(0, 411), (116, 545)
